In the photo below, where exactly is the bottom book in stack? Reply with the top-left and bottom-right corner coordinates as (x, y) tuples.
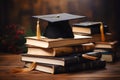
(25, 60), (106, 74)
(24, 60), (106, 74)
(21, 54), (106, 74)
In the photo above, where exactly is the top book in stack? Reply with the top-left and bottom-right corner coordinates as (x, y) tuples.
(26, 35), (93, 48)
(33, 13), (86, 38)
(72, 21), (101, 35)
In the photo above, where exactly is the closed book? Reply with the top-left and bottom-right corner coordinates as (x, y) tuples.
(94, 49), (116, 62)
(95, 41), (118, 49)
(74, 33), (114, 42)
(27, 43), (95, 57)
(21, 54), (88, 66)
(25, 60), (106, 74)
(25, 35), (92, 48)
(72, 21), (101, 35)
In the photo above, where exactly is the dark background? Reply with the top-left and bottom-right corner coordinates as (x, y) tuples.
(0, 0), (120, 40)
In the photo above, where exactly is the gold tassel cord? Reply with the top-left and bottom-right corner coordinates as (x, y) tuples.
(100, 22), (105, 42)
(36, 19), (41, 40)
(11, 62), (36, 73)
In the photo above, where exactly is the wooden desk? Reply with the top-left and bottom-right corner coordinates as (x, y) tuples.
(0, 53), (120, 80)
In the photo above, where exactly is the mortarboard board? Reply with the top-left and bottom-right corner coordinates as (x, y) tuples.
(33, 13), (85, 38)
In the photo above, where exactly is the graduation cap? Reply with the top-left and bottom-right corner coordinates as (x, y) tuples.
(33, 13), (85, 38)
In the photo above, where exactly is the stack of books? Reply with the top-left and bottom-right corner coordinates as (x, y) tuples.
(20, 13), (119, 74)
(21, 35), (106, 74)
(94, 41), (120, 62)
(72, 21), (120, 62)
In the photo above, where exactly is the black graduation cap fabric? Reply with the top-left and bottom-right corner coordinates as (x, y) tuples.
(33, 13), (85, 38)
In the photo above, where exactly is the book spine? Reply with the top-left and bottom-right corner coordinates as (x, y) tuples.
(54, 60), (106, 74)
(24, 60), (106, 74)
(80, 43), (95, 53)
(64, 54), (82, 66)
(64, 54), (96, 66)
(67, 60), (106, 73)
(54, 43), (95, 56)
(26, 43), (95, 57)
(22, 54), (99, 66)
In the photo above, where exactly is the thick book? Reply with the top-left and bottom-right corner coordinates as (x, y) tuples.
(94, 41), (118, 49)
(21, 54), (95, 66)
(25, 35), (93, 48)
(27, 43), (95, 57)
(72, 21), (101, 35)
(24, 60), (106, 74)
(22, 54), (82, 66)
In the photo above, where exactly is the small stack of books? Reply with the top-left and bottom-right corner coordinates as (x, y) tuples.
(21, 35), (106, 74)
(72, 21), (120, 62)
(94, 41), (120, 62)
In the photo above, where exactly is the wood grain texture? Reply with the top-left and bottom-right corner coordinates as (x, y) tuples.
(0, 53), (120, 80)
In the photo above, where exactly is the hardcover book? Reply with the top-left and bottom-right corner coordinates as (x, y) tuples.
(94, 41), (118, 49)
(26, 43), (95, 57)
(25, 35), (93, 48)
(24, 60), (106, 74)
(72, 21), (101, 35)
(21, 54), (84, 66)
(21, 53), (99, 66)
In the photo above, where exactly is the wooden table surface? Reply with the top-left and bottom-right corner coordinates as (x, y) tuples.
(0, 53), (120, 80)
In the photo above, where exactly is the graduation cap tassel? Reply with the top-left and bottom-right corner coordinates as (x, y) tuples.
(36, 19), (41, 39)
(100, 22), (105, 42)
(11, 62), (36, 73)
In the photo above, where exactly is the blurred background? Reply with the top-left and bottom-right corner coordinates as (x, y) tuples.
(0, 0), (120, 40)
